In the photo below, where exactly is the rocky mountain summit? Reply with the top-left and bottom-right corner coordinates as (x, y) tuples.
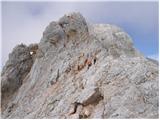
(1, 12), (158, 119)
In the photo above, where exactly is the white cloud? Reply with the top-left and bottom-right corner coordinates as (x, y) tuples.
(147, 54), (159, 61)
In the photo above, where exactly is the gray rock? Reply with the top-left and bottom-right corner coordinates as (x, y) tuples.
(58, 12), (88, 39)
(1, 12), (158, 119)
(1, 44), (33, 111)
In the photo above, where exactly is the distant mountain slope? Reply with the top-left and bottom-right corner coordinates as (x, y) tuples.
(146, 57), (158, 65)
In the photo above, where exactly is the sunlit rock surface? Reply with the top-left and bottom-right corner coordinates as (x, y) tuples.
(1, 12), (158, 119)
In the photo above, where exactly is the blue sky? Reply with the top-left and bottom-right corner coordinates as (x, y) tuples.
(1, 1), (159, 67)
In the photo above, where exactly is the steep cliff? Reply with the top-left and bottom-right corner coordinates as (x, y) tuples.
(1, 12), (158, 118)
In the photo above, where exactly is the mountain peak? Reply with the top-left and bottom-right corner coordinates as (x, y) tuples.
(1, 12), (158, 119)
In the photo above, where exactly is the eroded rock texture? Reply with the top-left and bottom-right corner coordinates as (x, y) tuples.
(1, 44), (33, 111)
(1, 12), (159, 119)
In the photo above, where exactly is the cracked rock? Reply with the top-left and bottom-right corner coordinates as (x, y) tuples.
(77, 87), (103, 106)
(1, 12), (158, 119)
(1, 44), (33, 111)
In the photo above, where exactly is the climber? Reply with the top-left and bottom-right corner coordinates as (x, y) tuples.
(85, 58), (92, 69)
(93, 56), (97, 64)
(28, 43), (38, 56)
(86, 58), (92, 69)
(84, 53), (92, 69)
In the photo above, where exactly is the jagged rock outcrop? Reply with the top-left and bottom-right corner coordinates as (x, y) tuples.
(1, 12), (158, 119)
(1, 44), (33, 111)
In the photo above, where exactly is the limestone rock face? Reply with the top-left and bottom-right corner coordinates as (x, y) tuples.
(1, 44), (33, 111)
(1, 12), (158, 119)
(58, 12), (88, 38)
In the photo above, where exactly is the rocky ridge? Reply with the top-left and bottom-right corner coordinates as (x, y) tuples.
(1, 12), (159, 118)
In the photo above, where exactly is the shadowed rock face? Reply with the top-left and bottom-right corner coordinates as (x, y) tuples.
(1, 44), (33, 111)
(1, 12), (158, 119)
